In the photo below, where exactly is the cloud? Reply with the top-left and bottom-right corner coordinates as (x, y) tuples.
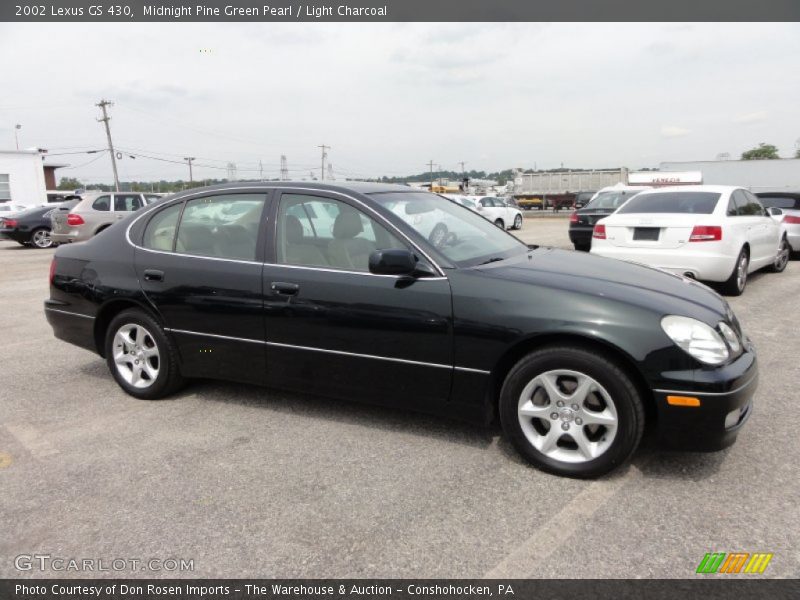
(732, 111), (768, 124)
(661, 126), (692, 138)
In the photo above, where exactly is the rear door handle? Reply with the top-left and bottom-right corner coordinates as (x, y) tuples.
(271, 281), (300, 296)
(143, 269), (164, 282)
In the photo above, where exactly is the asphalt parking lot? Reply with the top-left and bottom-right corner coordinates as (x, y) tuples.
(1, 218), (798, 579)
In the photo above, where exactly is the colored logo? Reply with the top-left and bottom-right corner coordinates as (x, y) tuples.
(696, 552), (773, 574)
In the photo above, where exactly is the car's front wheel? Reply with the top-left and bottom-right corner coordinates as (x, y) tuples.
(513, 214), (523, 230)
(105, 309), (185, 400)
(499, 346), (645, 478)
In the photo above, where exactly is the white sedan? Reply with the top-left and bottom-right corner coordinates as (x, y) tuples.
(443, 195), (523, 230)
(590, 185), (790, 295)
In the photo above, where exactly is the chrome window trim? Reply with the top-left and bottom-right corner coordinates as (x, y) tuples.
(125, 185), (446, 277)
(654, 374), (757, 397)
(163, 328), (488, 374)
(44, 307), (95, 320)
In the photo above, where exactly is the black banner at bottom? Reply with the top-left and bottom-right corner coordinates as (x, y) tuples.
(1, 579), (799, 600)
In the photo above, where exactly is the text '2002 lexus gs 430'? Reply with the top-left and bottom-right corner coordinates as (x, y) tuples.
(44, 182), (757, 478)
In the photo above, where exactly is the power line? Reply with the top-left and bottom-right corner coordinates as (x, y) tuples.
(96, 99), (120, 192)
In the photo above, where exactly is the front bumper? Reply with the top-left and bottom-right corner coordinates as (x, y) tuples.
(653, 344), (757, 451)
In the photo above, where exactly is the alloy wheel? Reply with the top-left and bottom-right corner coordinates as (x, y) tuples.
(736, 253), (749, 292)
(774, 239), (790, 271)
(112, 324), (160, 389)
(32, 229), (52, 248)
(517, 369), (618, 463)
(514, 215), (523, 229)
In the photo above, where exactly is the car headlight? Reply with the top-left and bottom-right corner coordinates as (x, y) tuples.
(661, 315), (729, 365)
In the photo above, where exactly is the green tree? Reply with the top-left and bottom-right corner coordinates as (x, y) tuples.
(741, 143), (780, 160)
(57, 177), (82, 190)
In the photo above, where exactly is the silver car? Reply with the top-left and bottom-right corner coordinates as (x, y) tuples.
(51, 192), (161, 243)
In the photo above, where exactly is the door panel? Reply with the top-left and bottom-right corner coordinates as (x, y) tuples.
(135, 192), (270, 384)
(263, 191), (453, 411)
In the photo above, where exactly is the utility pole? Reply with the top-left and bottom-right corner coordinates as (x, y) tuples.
(14, 124), (21, 150)
(184, 157), (195, 184)
(259, 160), (264, 181)
(458, 161), (466, 177)
(318, 144), (330, 181)
(96, 100), (120, 192)
(280, 155), (289, 181)
(427, 160), (435, 189)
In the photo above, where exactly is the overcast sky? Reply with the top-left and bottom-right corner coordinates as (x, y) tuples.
(1, 22), (799, 184)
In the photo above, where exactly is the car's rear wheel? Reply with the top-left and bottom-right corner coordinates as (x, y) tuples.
(105, 309), (185, 400)
(30, 227), (53, 249)
(513, 214), (523, 230)
(573, 243), (591, 252)
(770, 237), (790, 273)
(494, 219), (504, 229)
(499, 346), (645, 478)
(720, 248), (749, 296)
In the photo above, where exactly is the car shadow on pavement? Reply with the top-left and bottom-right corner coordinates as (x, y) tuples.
(174, 378), (499, 451)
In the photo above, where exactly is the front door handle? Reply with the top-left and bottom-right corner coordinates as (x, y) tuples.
(271, 281), (300, 296)
(143, 269), (164, 282)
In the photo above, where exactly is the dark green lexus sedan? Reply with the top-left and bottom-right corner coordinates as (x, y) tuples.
(45, 182), (756, 478)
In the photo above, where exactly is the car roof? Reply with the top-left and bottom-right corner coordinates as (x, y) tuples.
(166, 181), (415, 200)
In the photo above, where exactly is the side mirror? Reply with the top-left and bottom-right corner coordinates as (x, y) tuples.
(369, 248), (417, 276)
(767, 207), (783, 216)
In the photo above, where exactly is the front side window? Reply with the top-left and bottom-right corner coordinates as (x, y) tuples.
(175, 194), (265, 260)
(92, 195), (111, 211)
(373, 191), (527, 267)
(277, 194), (405, 271)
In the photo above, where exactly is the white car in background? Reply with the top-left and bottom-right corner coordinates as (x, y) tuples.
(476, 196), (523, 230)
(590, 186), (789, 295)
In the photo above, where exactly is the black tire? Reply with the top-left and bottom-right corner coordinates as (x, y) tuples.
(494, 219), (505, 229)
(769, 236), (790, 273)
(513, 214), (523, 230)
(30, 227), (53, 249)
(720, 247), (749, 296)
(573, 243), (591, 252)
(105, 309), (185, 400)
(499, 346), (645, 478)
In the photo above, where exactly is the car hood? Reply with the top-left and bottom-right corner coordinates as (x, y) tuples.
(477, 247), (731, 321)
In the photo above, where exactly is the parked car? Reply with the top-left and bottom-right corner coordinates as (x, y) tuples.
(50, 192), (161, 244)
(46, 190), (82, 204)
(475, 196), (524, 230)
(46, 182), (756, 478)
(590, 186), (790, 295)
(0, 202), (26, 218)
(568, 186), (647, 251)
(0, 204), (65, 248)
(755, 192), (800, 256)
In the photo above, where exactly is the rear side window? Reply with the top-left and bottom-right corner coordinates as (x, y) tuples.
(92, 195), (111, 211)
(617, 192), (721, 214)
(585, 191), (639, 210)
(114, 194), (144, 212)
(143, 202), (183, 252)
(175, 194), (265, 260)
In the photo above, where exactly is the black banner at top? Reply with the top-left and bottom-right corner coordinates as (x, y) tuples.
(3, 0), (800, 22)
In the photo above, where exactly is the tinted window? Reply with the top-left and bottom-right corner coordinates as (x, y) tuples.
(617, 192), (721, 214)
(731, 190), (763, 216)
(114, 194), (143, 212)
(176, 194), (265, 260)
(757, 196), (799, 209)
(92, 195), (111, 211)
(143, 202), (183, 252)
(277, 194), (404, 271)
(584, 190), (639, 210)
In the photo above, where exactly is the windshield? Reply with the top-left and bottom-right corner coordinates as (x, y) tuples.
(617, 192), (721, 214)
(371, 192), (527, 268)
(584, 190), (641, 210)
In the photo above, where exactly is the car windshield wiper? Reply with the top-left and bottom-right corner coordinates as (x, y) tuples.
(478, 257), (505, 265)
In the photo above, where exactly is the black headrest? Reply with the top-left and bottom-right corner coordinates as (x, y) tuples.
(333, 210), (363, 239)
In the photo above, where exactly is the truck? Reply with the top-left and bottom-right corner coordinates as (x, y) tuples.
(512, 169), (629, 210)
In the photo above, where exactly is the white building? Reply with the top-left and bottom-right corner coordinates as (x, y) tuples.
(0, 150), (48, 208)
